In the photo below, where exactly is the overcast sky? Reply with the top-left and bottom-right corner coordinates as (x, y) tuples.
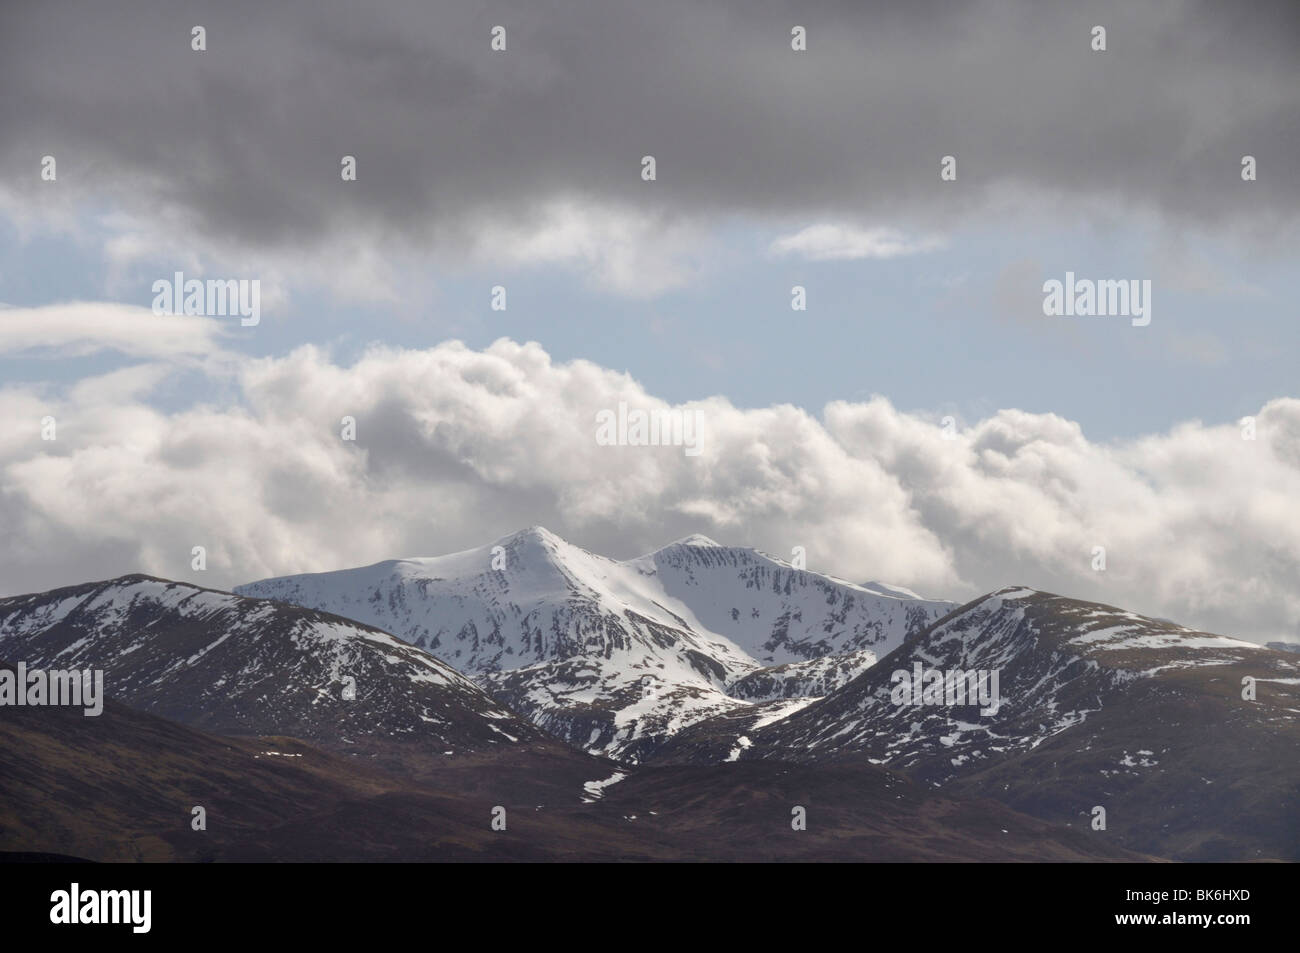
(1, 0), (1298, 642)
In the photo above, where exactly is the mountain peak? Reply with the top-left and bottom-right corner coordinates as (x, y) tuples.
(237, 528), (957, 760)
(504, 525), (564, 544)
(667, 533), (723, 548)
(488, 526), (576, 562)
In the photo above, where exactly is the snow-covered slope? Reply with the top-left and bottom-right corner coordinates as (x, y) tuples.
(658, 586), (1293, 774)
(0, 575), (545, 755)
(652, 587), (1300, 860)
(726, 650), (880, 701)
(626, 536), (953, 664)
(236, 527), (954, 761)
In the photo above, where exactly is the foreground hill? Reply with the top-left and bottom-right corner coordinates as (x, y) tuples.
(0, 673), (1144, 862)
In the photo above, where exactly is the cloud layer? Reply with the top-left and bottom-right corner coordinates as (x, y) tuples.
(3, 305), (1297, 644)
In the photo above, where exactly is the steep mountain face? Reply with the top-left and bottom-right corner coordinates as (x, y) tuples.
(726, 650), (879, 701)
(655, 587), (1300, 861)
(627, 537), (953, 665)
(687, 587), (1288, 770)
(236, 527), (954, 761)
(0, 575), (547, 763)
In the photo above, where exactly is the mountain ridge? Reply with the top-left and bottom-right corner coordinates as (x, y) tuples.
(0, 573), (553, 769)
(235, 527), (956, 760)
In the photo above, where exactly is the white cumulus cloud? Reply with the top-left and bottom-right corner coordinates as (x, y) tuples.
(2, 315), (1297, 645)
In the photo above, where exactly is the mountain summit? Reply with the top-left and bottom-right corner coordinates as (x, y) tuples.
(236, 529), (955, 760)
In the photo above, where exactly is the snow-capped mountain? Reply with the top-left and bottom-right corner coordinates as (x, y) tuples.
(655, 586), (1300, 860)
(0, 574), (546, 758)
(4, 564), (1294, 860)
(236, 527), (954, 761)
(662, 586), (1290, 768)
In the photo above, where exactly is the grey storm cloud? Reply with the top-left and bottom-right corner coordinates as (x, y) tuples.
(2, 0), (1298, 265)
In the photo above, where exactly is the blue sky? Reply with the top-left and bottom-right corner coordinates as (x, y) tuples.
(3, 206), (1294, 442)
